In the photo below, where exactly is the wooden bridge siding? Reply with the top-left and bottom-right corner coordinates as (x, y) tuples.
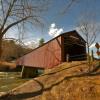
(16, 36), (62, 69)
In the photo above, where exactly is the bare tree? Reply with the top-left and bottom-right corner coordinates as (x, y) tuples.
(0, 0), (49, 58)
(77, 13), (100, 65)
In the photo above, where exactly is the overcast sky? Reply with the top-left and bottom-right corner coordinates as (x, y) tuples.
(6, 0), (100, 44)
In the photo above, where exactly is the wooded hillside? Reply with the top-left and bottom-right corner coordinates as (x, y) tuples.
(1, 39), (32, 61)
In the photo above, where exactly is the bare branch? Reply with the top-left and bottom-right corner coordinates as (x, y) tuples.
(1, 0), (5, 19)
(77, 13), (99, 56)
(60, 0), (78, 15)
(2, 16), (33, 35)
(0, 0), (17, 31)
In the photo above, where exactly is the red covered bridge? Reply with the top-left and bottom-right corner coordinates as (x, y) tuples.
(16, 30), (86, 70)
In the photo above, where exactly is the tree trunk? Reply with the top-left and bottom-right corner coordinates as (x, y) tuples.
(0, 36), (3, 59)
(87, 44), (91, 71)
(87, 45), (90, 60)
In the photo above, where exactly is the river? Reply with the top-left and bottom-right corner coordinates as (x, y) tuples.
(0, 72), (29, 92)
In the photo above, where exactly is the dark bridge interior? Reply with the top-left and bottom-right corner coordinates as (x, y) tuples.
(63, 35), (86, 62)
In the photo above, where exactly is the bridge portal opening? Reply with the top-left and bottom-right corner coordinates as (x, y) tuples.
(64, 44), (86, 62)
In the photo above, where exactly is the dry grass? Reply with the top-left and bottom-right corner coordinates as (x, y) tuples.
(0, 61), (100, 100)
(0, 61), (16, 69)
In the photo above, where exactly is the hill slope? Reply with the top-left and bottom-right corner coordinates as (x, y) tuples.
(0, 61), (100, 100)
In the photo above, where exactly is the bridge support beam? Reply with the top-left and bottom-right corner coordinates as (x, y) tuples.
(21, 66), (38, 78)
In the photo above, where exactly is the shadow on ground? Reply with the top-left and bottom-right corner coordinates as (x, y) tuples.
(0, 63), (100, 100)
